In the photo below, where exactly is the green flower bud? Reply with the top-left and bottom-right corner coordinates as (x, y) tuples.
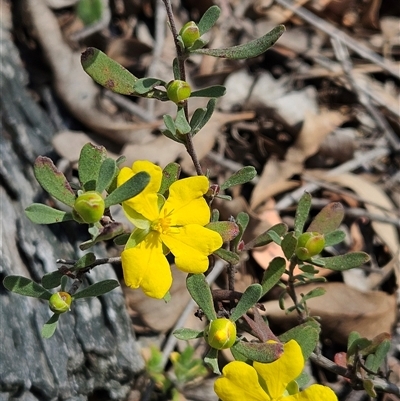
(204, 318), (236, 350)
(49, 291), (72, 314)
(166, 80), (191, 104)
(296, 232), (325, 260)
(179, 21), (200, 48)
(73, 191), (105, 223)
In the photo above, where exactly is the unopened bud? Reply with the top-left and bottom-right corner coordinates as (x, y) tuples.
(296, 232), (325, 260)
(166, 80), (191, 104)
(49, 291), (72, 314)
(179, 21), (200, 48)
(204, 318), (236, 350)
(73, 191), (105, 223)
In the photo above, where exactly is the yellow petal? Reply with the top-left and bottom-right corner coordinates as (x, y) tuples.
(284, 384), (338, 401)
(162, 225), (222, 273)
(214, 361), (271, 401)
(163, 176), (210, 226)
(121, 232), (172, 299)
(117, 161), (162, 221)
(254, 340), (304, 399)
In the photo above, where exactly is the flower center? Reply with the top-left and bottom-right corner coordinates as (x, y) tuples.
(151, 216), (172, 235)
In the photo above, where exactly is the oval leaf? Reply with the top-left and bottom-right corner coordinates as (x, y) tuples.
(198, 5), (221, 35)
(324, 229), (346, 247)
(42, 271), (64, 289)
(193, 25), (285, 59)
(281, 231), (297, 260)
(96, 158), (117, 193)
(34, 156), (75, 207)
(173, 328), (204, 341)
(104, 171), (150, 207)
(261, 257), (286, 296)
(204, 347), (220, 374)
(294, 192), (312, 236)
(72, 279), (119, 300)
(220, 166), (257, 190)
(78, 143), (107, 191)
(307, 202), (344, 234)
(206, 221), (239, 242)
(318, 252), (370, 271)
(244, 223), (287, 250)
(41, 314), (60, 339)
(25, 204), (74, 224)
(190, 85), (226, 98)
(191, 98), (216, 136)
(186, 274), (217, 321)
(159, 163), (181, 195)
(230, 284), (262, 322)
(232, 341), (283, 363)
(214, 248), (240, 264)
(3, 275), (52, 300)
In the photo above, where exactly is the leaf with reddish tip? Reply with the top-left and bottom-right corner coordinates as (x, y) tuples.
(206, 221), (239, 242)
(232, 340), (283, 363)
(34, 156), (75, 207)
(307, 202), (344, 234)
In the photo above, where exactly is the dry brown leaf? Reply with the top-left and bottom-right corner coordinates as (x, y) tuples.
(250, 110), (347, 210)
(25, 0), (156, 144)
(262, 282), (397, 345)
(124, 266), (190, 333)
(321, 173), (399, 289)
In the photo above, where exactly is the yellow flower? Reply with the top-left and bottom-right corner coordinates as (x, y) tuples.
(214, 340), (338, 401)
(118, 161), (223, 299)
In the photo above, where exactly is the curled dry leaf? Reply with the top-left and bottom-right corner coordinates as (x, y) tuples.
(250, 110), (348, 210)
(262, 282), (397, 345)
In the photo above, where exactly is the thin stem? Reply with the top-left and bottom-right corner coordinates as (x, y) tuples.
(162, 0), (203, 175)
(286, 257), (306, 320)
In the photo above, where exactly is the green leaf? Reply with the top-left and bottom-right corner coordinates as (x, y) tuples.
(25, 204), (74, 224)
(189, 38), (209, 51)
(75, 252), (96, 269)
(159, 163), (181, 195)
(163, 114), (176, 135)
(244, 223), (287, 250)
(300, 287), (326, 304)
(186, 274), (217, 321)
(175, 107), (191, 135)
(72, 279), (119, 299)
(294, 192), (312, 236)
(173, 328), (204, 341)
(206, 221), (239, 242)
(365, 340), (391, 373)
(34, 156), (76, 207)
(133, 78), (165, 95)
(172, 58), (180, 80)
(41, 314), (60, 339)
(323, 229), (346, 247)
(214, 248), (240, 264)
(76, 0), (102, 25)
(190, 85), (226, 98)
(60, 275), (69, 292)
(220, 166), (257, 190)
(232, 341), (283, 363)
(104, 171), (150, 207)
(204, 347), (220, 374)
(193, 25), (285, 59)
(96, 158), (117, 193)
(3, 275), (52, 300)
(232, 212), (250, 252)
(189, 107), (207, 132)
(82, 48), (135, 95)
(279, 321), (321, 360)
(281, 232), (297, 260)
(198, 5), (221, 35)
(317, 252), (370, 271)
(307, 202), (344, 234)
(261, 257), (286, 296)
(42, 271), (64, 289)
(78, 143), (107, 191)
(230, 284), (262, 322)
(191, 98), (216, 136)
